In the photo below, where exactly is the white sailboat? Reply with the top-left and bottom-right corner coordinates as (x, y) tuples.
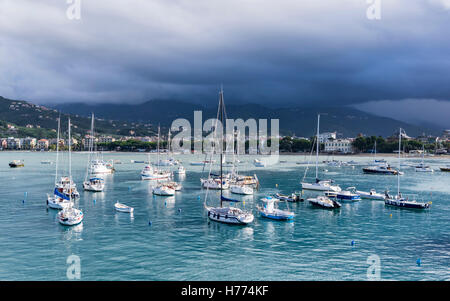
(415, 145), (433, 172)
(204, 88), (254, 225)
(301, 114), (341, 192)
(83, 113), (105, 192)
(57, 118), (84, 226)
(141, 125), (172, 180)
(47, 116), (73, 210)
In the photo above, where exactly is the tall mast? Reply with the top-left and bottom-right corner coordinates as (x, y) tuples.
(157, 125), (160, 168)
(220, 87), (224, 207)
(397, 128), (401, 197)
(68, 118), (72, 204)
(316, 114), (320, 180)
(55, 115), (61, 185)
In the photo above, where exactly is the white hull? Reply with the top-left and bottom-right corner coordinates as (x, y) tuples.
(153, 185), (175, 196)
(301, 182), (341, 192)
(47, 195), (72, 210)
(114, 202), (134, 213)
(83, 181), (104, 192)
(205, 206), (254, 225)
(230, 185), (253, 195)
(57, 208), (83, 226)
(356, 190), (385, 200)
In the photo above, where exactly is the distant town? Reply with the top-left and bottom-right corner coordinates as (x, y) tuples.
(1, 125), (449, 155)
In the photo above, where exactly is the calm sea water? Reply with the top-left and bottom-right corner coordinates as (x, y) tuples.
(0, 151), (448, 281)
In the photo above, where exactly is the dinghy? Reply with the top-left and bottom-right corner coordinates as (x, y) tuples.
(114, 201), (134, 213)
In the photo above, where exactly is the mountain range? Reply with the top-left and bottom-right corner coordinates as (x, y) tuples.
(51, 100), (441, 138)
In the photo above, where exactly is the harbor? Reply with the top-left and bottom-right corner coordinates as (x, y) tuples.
(0, 151), (448, 280)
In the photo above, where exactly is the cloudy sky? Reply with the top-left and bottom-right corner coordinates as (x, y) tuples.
(0, 0), (449, 127)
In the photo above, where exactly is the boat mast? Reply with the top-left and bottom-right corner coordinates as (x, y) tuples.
(316, 114), (320, 181)
(55, 115), (61, 185)
(68, 118), (72, 205)
(220, 88), (224, 208)
(397, 128), (401, 197)
(157, 125), (160, 168)
(85, 113), (94, 181)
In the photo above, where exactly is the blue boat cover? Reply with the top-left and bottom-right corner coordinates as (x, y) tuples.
(221, 196), (240, 202)
(53, 188), (70, 200)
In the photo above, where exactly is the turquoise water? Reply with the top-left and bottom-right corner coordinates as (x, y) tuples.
(0, 152), (448, 281)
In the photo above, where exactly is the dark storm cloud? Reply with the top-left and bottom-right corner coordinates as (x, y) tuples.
(0, 0), (449, 108)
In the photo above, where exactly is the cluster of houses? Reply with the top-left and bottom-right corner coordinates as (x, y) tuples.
(1, 129), (449, 153)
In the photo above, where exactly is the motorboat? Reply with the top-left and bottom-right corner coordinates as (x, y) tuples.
(257, 196), (294, 221)
(308, 195), (341, 209)
(230, 184), (253, 195)
(275, 192), (303, 202)
(9, 160), (24, 168)
(83, 177), (105, 192)
(325, 187), (361, 202)
(153, 184), (175, 196)
(354, 188), (385, 200)
(114, 201), (134, 213)
(440, 165), (450, 172)
(362, 164), (400, 175)
(41, 160), (53, 164)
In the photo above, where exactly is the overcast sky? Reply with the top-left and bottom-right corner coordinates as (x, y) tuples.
(0, 0), (449, 127)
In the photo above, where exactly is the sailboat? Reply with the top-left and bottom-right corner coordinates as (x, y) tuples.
(384, 128), (431, 209)
(363, 140), (400, 175)
(83, 113), (105, 192)
(204, 88), (254, 225)
(57, 118), (84, 226)
(301, 114), (341, 192)
(415, 145), (433, 172)
(230, 131), (254, 195)
(47, 116), (73, 210)
(141, 125), (172, 180)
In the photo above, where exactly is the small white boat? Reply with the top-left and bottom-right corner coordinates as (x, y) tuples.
(415, 163), (433, 172)
(57, 207), (84, 226)
(230, 184), (253, 195)
(275, 192), (302, 202)
(41, 160), (53, 164)
(153, 184), (175, 196)
(176, 165), (186, 175)
(114, 201), (134, 213)
(355, 188), (386, 200)
(83, 177), (105, 192)
(253, 159), (266, 167)
(257, 197), (294, 221)
(308, 195), (341, 209)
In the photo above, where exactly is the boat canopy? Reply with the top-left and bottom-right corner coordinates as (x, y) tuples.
(53, 188), (70, 200)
